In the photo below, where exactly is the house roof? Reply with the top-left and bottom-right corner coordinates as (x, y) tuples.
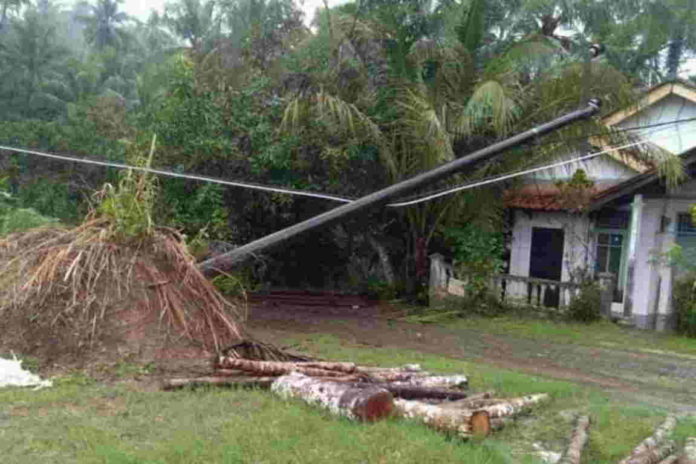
(507, 81), (696, 212)
(588, 81), (696, 173)
(590, 149), (696, 211)
(602, 80), (696, 127)
(504, 182), (619, 211)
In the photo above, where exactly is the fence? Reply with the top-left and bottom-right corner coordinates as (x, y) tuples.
(429, 253), (615, 314)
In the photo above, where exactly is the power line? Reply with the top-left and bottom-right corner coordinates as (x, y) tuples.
(387, 140), (650, 207)
(0, 117), (693, 208)
(0, 145), (354, 204)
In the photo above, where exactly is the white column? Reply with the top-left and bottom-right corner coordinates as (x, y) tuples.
(623, 194), (643, 319)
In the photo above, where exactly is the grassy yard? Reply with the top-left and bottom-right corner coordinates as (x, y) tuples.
(2, 331), (696, 464)
(441, 316), (696, 358)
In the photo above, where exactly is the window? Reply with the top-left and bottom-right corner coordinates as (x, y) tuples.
(595, 232), (624, 275)
(677, 213), (696, 237)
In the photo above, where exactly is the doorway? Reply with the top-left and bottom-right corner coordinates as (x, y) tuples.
(529, 227), (565, 307)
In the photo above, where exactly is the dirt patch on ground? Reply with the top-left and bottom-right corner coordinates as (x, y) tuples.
(248, 301), (696, 412)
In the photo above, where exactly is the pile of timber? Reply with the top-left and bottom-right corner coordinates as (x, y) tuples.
(617, 416), (696, 464)
(162, 357), (550, 438)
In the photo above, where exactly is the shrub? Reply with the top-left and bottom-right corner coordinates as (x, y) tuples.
(566, 281), (601, 323)
(672, 274), (696, 337)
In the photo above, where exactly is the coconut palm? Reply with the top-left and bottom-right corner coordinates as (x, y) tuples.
(278, 0), (683, 287)
(80, 0), (130, 50)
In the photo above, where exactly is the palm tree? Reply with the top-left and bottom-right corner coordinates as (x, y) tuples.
(164, 0), (220, 51)
(0, 7), (70, 119)
(80, 0), (129, 50)
(278, 0), (683, 287)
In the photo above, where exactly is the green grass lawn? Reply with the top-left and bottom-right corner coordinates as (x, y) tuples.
(1, 333), (695, 464)
(441, 316), (696, 358)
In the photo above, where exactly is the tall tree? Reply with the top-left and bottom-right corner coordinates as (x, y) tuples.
(0, 6), (70, 119)
(80, 0), (129, 50)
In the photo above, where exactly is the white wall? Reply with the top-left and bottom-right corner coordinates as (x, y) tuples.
(509, 211), (592, 283)
(625, 196), (696, 329)
(617, 94), (696, 156)
(530, 152), (638, 183)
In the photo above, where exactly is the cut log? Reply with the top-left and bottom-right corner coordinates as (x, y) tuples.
(557, 415), (590, 464)
(357, 364), (423, 374)
(162, 376), (277, 390)
(680, 437), (696, 464)
(393, 398), (491, 438)
(620, 416), (678, 463)
(476, 394), (550, 419)
(389, 375), (468, 389)
(657, 456), (678, 464)
(622, 441), (676, 464)
(271, 373), (394, 422)
(438, 392), (496, 409)
(381, 384), (469, 400)
(217, 358), (358, 375)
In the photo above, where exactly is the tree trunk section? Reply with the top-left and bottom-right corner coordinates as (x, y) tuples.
(622, 441), (676, 464)
(621, 416), (677, 463)
(162, 376), (277, 390)
(380, 384), (469, 400)
(476, 394), (549, 418)
(558, 415), (590, 464)
(368, 236), (396, 285)
(217, 358), (358, 377)
(271, 373), (394, 422)
(390, 375), (468, 389)
(438, 392), (496, 409)
(658, 456), (678, 464)
(393, 399), (491, 438)
(680, 437), (696, 464)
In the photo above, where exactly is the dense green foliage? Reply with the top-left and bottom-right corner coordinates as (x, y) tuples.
(0, 0), (693, 294)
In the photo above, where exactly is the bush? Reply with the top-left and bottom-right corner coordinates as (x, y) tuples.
(672, 275), (696, 337)
(566, 281), (601, 323)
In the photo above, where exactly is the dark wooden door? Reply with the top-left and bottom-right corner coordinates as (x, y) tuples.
(529, 227), (564, 280)
(529, 227), (564, 307)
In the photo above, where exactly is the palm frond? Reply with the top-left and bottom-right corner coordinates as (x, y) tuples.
(456, 79), (520, 137)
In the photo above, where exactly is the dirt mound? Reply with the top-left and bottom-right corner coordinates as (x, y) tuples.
(0, 219), (245, 368)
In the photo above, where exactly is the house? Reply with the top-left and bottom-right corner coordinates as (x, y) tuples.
(503, 81), (696, 330)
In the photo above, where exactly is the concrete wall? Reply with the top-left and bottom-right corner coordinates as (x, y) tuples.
(625, 195), (696, 330)
(617, 94), (696, 155)
(509, 211), (593, 283)
(530, 152), (638, 182)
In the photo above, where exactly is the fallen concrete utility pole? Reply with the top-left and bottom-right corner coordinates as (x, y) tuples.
(199, 100), (601, 275)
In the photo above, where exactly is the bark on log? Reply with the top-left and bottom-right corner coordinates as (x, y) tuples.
(658, 456), (678, 464)
(393, 399), (491, 438)
(380, 384), (469, 400)
(357, 364), (423, 374)
(387, 375), (468, 389)
(476, 394), (550, 419)
(620, 416), (678, 463)
(680, 437), (696, 464)
(622, 441), (676, 464)
(271, 373), (394, 422)
(217, 358), (358, 375)
(162, 376), (277, 390)
(557, 415), (590, 464)
(438, 392), (496, 410)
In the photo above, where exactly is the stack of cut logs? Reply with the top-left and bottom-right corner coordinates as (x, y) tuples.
(163, 358), (549, 439)
(163, 359), (696, 463)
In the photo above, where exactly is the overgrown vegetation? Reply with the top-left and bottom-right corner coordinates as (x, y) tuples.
(0, 144), (244, 361)
(0, 0), (693, 296)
